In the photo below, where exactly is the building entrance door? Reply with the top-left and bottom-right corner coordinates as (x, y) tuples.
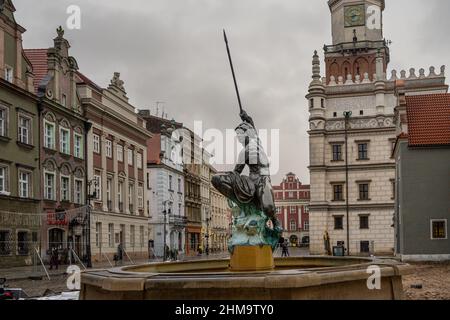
(49, 228), (64, 250)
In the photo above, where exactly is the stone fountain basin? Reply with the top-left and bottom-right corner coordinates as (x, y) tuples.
(80, 256), (412, 300)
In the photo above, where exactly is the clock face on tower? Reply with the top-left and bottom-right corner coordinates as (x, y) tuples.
(344, 4), (366, 27)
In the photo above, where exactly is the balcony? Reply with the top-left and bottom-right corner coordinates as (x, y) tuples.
(323, 40), (389, 55)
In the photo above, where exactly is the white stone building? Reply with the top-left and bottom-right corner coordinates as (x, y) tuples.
(145, 118), (186, 257)
(307, 0), (448, 255)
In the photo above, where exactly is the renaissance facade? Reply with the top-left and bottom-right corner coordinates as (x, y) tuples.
(307, 0), (448, 255)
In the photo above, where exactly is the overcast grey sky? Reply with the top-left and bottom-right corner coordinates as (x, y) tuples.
(14, 0), (450, 184)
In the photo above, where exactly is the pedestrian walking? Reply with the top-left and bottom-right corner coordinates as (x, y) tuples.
(117, 243), (123, 265)
(281, 241), (290, 257)
(49, 247), (59, 270)
(148, 246), (155, 260)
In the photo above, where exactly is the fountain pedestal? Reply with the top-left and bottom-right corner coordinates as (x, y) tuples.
(229, 245), (274, 271)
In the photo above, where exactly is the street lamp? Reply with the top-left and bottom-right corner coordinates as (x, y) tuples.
(205, 209), (211, 256)
(86, 178), (98, 268)
(162, 200), (171, 261)
(343, 111), (352, 256)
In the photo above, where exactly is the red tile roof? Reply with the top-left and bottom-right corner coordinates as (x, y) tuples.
(406, 94), (450, 147)
(147, 134), (162, 165)
(76, 71), (103, 92)
(24, 49), (48, 93)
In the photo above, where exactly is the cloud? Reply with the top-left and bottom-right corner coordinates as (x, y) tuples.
(14, 0), (449, 184)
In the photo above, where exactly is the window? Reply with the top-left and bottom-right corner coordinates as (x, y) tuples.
(358, 143), (369, 160)
(94, 174), (101, 201)
(18, 116), (31, 145)
(333, 112), (337, 118)
(304, 221), (309, 231)
(334, 216), (344, 230)
(137, 153), (142, 169)
(0, 106), (7, 137)
(44, 172), (55, 200)
(431, 220), (447, 240)
(360, 241), (370, 253)
(117, 144), (124, 162)
(17, 231), (29, 255)
(358, 183), (369, 200)
(138, 184), (144, 209)
(74, 179), (83, 204)
(309, 99), (314, 108)
(333, 184), (344, 201)
(108, 224), (114, 247)
(130, 225), (135, 248)
(169, 175), (173, 191)
(19, 170), (31, 198)
(95, 222), (102, 247)
(0, 230), (11, 255)
(178, 178), (181, 193)
(276, 207), (281, 214)
(74, 133), (83, 158)
(129, 183), (134, 213)
(391, 179), (396, 200)
(61, 176), (70, 201)
(290, 220), (297, 231)
(290, 206), (296, 214)
(118, 181), (123, 212)
(360, 215), (369, 229)
(128, 149), (133, 166)
(332, 144), (343, 161)
(288, 191), (294, 198)
(61, 94), (67, 107)
(5, 66), (13, 83)
(391, 140), (396, 155)
(44, 121), (55, 149)
(93, 134), (100, 153)
(140, 226), (144, 248)
(178, 203), (182, 215)
(359, 110), (364, 116)
(0, 166), (7, 193)
(60, 128), (70, 155)
(106, 177), (112, 210)
(106, 140), (112, 158)
(321, 99), (325, 108)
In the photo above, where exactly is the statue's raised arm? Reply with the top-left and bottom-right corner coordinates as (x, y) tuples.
(239, 110), (255, 129)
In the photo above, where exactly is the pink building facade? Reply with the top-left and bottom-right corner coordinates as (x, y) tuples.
(273, 173), (310, 246)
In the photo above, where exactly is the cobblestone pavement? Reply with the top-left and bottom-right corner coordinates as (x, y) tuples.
(402, 262), (450, 300)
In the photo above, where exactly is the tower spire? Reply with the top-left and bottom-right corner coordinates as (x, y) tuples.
(311, 50), (322, 84)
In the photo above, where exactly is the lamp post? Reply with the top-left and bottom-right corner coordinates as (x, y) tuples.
(162, 200), (170, 261)
(205, 209), (211, 256)
(86, 178), (98, 268)
(343, 111), (352, 256)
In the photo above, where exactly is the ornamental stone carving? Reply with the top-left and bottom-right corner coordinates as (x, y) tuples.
(325, 116), (394, 131)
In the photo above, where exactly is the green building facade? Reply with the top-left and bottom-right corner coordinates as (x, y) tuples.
(0, 0), (41, 267)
